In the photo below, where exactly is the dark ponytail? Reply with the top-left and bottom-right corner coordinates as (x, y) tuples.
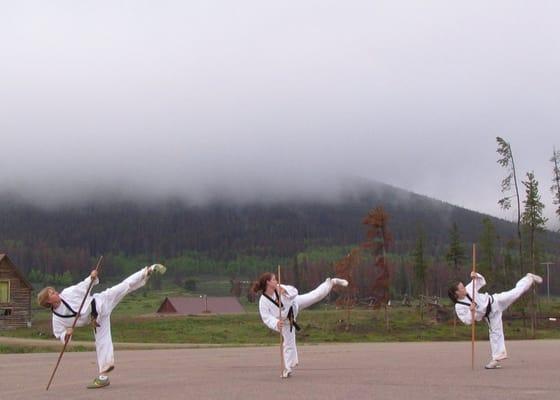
(447, 281), (461, 303)
(251, 272), (274, 294)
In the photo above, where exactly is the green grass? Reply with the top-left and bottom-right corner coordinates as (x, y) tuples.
(0, 343), (91, 354)
(3, 289), (560, 354)
(3, 304), (560, 346)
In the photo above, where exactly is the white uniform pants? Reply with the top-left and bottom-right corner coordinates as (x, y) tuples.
(281, 279), (334, 371)
(487, 275), (534, 361)
(93, 268), (149, 373)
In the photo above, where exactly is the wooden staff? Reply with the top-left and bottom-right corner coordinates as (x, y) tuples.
(471, 244), (476, 371)
(278, 264), (285, 377)
(46, 256), (104, 391)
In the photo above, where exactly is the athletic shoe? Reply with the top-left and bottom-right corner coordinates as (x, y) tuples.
(494, 352), (508, 361)
(484, 360), (501, 369)
(527, 273), (543, 284)
(148, 264), (167, 275)
(87, 376), (110, 389)
(332, 278), (349, 287)
(281, 369), (292, 379)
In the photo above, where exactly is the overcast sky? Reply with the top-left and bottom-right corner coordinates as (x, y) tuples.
(1, 1), (559, 227)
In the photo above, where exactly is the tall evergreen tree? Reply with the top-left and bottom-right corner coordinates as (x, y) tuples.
(522, 172), (548, 273)
(521, 172), (547, 338)
(496, 136), (524, 271)
(396, 262), (410, 297)
(551, 147), (560, 224)
(413, 229), (427, 296)
(445, 222), (465, 277)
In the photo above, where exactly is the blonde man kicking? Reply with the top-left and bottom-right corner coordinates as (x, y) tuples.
(38, 264), (166, 388)
(448, 271), (542, 369)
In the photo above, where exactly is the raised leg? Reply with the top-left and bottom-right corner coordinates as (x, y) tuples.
(295, 278), (335, 311)
(97, 268), (148, 313)
(493, 275), (534, 312)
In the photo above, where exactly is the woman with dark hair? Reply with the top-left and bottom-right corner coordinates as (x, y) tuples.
(448, 271), (542, 369)
(252, 272), (348, 378)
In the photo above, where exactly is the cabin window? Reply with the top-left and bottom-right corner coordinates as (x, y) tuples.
(0, 308), (12, 317)
(0, 280), (9, 303)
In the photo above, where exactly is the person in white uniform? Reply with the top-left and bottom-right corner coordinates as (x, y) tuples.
(37, 264), (166, 388)
(252, 272), (348, 378)
(448, 271), (542, 369)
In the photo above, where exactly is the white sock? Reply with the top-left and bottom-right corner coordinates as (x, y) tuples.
(149, 264), (166, 274)
(331, 278), (348, 287)
(527, 273), (543, 284)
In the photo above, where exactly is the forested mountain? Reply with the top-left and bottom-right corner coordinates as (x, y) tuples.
(1, 180), (558, 281)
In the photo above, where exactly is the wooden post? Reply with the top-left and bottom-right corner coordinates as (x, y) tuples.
(46, 256), (103, 391)
(471, 245), (476, 371)
(278, 265), (285, 377)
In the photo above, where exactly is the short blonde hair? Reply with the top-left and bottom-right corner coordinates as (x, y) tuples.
(37, 287), (55, 308)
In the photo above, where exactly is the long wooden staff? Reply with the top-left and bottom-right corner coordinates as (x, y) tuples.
(46, 255), (104, 391)
(471, 244), (476, 371)
(278, 264), (285, 377)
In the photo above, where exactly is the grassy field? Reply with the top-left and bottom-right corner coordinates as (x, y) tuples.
(2, 286), (560, 353)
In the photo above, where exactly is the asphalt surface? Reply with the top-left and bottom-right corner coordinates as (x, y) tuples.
(1, 340), (558, 400)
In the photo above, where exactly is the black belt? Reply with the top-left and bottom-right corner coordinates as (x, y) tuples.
(90, 298), (100, 332)
(263, 291), (301, 332)
(456, 294), (493, 322)
(287, 306), (301, 332)
(90, 298), (98, 319)
(483, 295), (493, 322)
(52, 297), (100, 331)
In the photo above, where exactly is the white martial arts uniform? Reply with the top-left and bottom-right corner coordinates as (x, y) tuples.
(258, 278), (336, 374)
(455, 272), (534, 361)
(52, 268), (150, 374)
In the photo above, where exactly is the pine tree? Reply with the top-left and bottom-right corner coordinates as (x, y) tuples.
(413, 229), (427, 297)
(445, 222), (465, 277)
(496, 137), (524, 271)
(522, 172), (547, 273)
(521, 171), (547, 338)
(550, 147), (560, 223)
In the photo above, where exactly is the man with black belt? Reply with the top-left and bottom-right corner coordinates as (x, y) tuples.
(37, 264), (166, 388)
(448, 271), (542, 369)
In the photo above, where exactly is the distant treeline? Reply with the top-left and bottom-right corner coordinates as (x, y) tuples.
(1, 183), (559, 297)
